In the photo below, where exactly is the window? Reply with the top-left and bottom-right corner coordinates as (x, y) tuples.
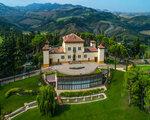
(61, 55), (65, 59)
(73, 47), (76, 52)
(78, 47), (81, 50)
(68, 47), (71, 51)
(68, 55), (71, 59)
(78, 55), (81, 58)
(84, 54), (87, 58)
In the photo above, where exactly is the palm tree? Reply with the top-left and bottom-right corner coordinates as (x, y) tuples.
(37, 85), (57, 116)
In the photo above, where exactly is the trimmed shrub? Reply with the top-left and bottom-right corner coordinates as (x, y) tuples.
(23, 90), (37, 95)
(60, 88), (105, 97)
(45, 71), (55, 75)
(95, 68), (102, 74)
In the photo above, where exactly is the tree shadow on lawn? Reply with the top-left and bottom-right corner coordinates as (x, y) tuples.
(54, 105), (70, 117)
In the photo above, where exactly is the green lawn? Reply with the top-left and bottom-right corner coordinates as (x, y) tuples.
(0, 76), (40, 114)
(13, 71), (150, 120)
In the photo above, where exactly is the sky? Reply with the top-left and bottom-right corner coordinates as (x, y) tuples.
(0, 0), (150, 12)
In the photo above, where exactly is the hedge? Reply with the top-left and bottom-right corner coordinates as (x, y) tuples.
(60, 88), (105, 97)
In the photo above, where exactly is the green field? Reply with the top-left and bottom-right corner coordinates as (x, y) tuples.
(13, 71), (150, 120)
(0, 76), (40, 114)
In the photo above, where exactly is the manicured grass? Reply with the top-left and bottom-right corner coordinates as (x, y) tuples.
(13, 71), (150, 120)
(0, 76), (40, 114)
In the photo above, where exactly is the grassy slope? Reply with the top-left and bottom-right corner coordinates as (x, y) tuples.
(0, 76), (40, 114)
(13, 71), (150, 120)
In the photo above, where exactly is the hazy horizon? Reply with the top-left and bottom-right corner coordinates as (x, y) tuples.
(0, 0), (150, 13)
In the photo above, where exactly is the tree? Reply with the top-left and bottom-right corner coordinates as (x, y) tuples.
(79, 32), (95, 46)
(145, 87), (150, 113)
(45, 33), (60, 46)
(125, 66), (150, 111)
(37, 85), (57, 116)
(139, 44), (147, 59)
(32, 52), (43, 69)
(109, 44), (120, 70)
(109, 43), (128, 70)
(131, 38), (140, 58)
(119, 44), (128, 71)
(32, 34), (46, 53)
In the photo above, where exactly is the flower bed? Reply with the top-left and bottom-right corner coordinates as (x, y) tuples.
(69, 66), (85, 69)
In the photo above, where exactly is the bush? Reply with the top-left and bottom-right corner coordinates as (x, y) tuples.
(45, 71), (55, 75)
(95, 68), (102, 74)
(5, 88), (22, 98)
(23, 90), (37, 95)
(60, 88), (105, 97)
(5, 88), (38, 98)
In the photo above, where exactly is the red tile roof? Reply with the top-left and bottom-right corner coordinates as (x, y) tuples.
(50, 47), (64, 54)
(63, 33), (84, 43)
(85, 47), (98, 52)
(98, 43), (105, 49)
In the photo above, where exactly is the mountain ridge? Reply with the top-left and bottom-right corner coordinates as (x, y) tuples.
(0, 2), (150, 44)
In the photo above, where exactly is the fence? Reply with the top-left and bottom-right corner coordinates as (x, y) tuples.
(0, 70), (40, 85)
(61, 93), (107, 104)
(4, 101), (37, 120)
(0, 67), (54, 85)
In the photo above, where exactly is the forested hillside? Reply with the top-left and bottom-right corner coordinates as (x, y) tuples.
(0, 3), (150, 44)
(0, 3), (150, 78)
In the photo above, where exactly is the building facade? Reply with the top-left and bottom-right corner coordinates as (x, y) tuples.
(43, 33), (105, 67)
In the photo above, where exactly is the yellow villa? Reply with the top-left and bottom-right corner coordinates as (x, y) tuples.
(42, 33), (105, 67)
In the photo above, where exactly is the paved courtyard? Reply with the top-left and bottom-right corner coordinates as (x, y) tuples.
(52, 62), (100, 75)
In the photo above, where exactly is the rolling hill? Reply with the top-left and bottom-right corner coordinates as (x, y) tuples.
(0, 3), (150, 44)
